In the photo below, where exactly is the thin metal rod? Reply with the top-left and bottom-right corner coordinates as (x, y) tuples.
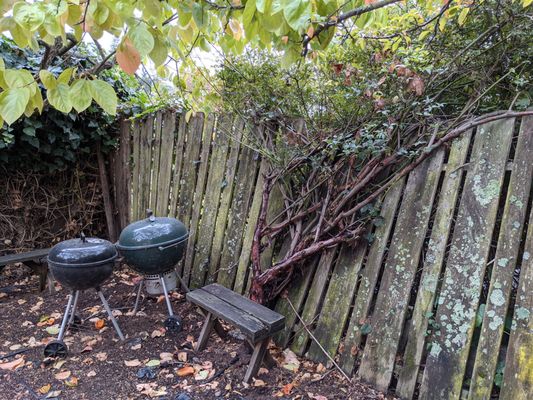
(132, 279), (143, 315)
(57, 293), (74, 341)
(68, 291), (80, 325)
(160, 276), (174, 317)
(97, 290), (125, 341)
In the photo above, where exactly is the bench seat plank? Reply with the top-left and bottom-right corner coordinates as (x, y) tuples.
(201, 284), (285, 333)
(0, 249), (50, 266)
(187, 289), (269, 342)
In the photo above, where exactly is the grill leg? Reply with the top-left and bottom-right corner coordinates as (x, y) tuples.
(57, 293), (74, 341)
(132, 279), (144, 315)
(68, 291), (80, 325)
(97, 290), (125, 341)
(159, 276), (174, 317)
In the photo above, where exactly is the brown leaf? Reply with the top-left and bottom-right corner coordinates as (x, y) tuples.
(94, 319), (105, 330)
(54, 370), (71, 380)
(124, 359), (141, 367)
(65, 376), (78, 387)
(281, 383), (294, 395)
(176, 351), (187, 362)
(116, 38), (141, 76)
(95, 352), (107, 362)
(38, 384), (51, 394)
(407, 75), (425, 96)
(176, 366), (195, 377)
(253, 378), (266, 387)
(0, 357), (25, 370)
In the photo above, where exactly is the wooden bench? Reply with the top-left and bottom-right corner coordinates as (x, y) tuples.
(187, 283), (285, 383)
(0, 248), (52, 292)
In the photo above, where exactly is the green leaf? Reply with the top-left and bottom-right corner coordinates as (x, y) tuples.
(281, 0), (311, 32)
(192, 2), (206, 29)
(47, 83), (72, 113)
(39, 70), (57, 90)
(70, 80), (93, 113)
(0, 58), (4, 71)
(90, 80), (117, 115)
(458, 8), (469, 26)
(242, 0), (257, 28)
(475, 303), (485, 328)
(4, 69), (34, 89)
(0, 87), (31, 125)
(523, 0), (533, 8)
(145, 359), (160, 367)
(13, 2), (45, 31)
(57, 67), (75, 85)
(128, 23), (154, 56)
(149, 35), (168, 67)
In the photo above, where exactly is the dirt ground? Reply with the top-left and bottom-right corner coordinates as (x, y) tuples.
(0, 264), (393, 400)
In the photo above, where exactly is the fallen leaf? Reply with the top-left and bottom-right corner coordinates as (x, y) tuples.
(38, 384), (51, 394)
(9, 344), (22, 351)
(176, 351), (187, 362)
(151, 329), (165, 338)
(316, 363), (326, 373)
(55, 370), (71, 380)
(131, 343), (142, 350)
(159, 352), (173, 362)
(281, 382), (294, 395)
(45, 325), (60, 335)
(146, 359), (160, 368)
(65, 376), (78, 387)
(124, 359), (142, 367)
(136, 383), (168, 398)
(95, 352), (108, 362)
(17, 299), (27, 305)
(46, 390), (62, 398)
(87, 370), (96, 377)
(0, 357), (25, 370)
(282, 349), (300, 372)
(194, 369), (209, 380)
(253, 379), (266, 387)
(81, 345), (93, 353)
(94, 319), (105, 330)
(176, 366), (195, 377)
(53, 359), (66, 370)
(30, 301), (43, 312)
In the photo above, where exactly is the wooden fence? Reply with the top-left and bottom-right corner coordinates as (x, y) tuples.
(118, 110), (533, 399)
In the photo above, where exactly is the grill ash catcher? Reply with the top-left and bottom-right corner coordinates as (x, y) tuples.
(44, 233), (125, 358)
(116, 209), (189, 333)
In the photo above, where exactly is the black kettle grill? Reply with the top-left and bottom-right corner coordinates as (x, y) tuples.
(44, 233), (125, 357)
(116, 210), (188, 333)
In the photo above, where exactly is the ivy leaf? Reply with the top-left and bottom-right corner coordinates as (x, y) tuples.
(13, 2), (45, 31)
(116, 38), (141, 75)
(128, 23), (154, 56)
(69, 79), (93, 113)
(39, 70), (57, 90)
(90, 80), (117, 115)
(0, 87), (31, 125)
(47, 83), (72, 113)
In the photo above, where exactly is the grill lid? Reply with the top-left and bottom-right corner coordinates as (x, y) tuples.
(48, 233), (118, 267)
(117, 210), (188, 251)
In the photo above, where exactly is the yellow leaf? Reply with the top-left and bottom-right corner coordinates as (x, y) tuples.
(38, 384), (51, 394)
(458, 8), (469, 26)
(523, 0), (533, 7)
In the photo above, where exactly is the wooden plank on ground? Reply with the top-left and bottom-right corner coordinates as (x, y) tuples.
(233, 160), (267, 294)
(206, 117), (245, 284)
(396, 132), (472, 399)
(187, 115), (232, 288)
(419, 118), (514, 400)
(469, 116), (533, 399)
(169, 114), (187, 217)
(500, 176), (533, 400)
(307, 243), (367, 365)
(131, 120), (141, 220)
(155, 111), (177, 216)
(358, 150), (444, 391)
(149, 112), (163, 210)
(182, 114), (216, 281)
(177, 113), (205, 227)
(217, 126), (259, 289)
(291, 248), (338, 355)
(139, 117), (154, 218)
(339, 179), (404, 375)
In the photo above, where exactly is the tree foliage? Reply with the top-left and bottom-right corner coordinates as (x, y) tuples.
(3, 0), (526, 124)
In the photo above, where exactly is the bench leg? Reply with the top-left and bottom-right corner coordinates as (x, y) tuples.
(244, 338), (269, 383)
(196, 312), (216, 352)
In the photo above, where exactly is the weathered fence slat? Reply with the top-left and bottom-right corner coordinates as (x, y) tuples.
(217, 127), (259, 288)
(396, 132), (472, 399)
(233, 160), (267, 294)
(500, 180), (533, 400)
(115, 119), (132, 229)
(358, 150), (444, 391)
(139, 117), (154, 218)
(149, 112), (163, 210)
(291, 249), (338, 355)
(182, 114), (216, 282)
(188, 115), (231, 288)
(469, 117), (533, 399)
(131, 121), (141, 220)
(177, 114), (205, 227)
(307, 243), (367, 365)
(339, 179), (404, 375)
(419, 118), (514, 400)
(169, 114), (187, 218)
(155, 112), (177, 216)
(206, 117), (245, 284)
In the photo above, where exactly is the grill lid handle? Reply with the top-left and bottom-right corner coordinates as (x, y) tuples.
(146, 209), (155, 222)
